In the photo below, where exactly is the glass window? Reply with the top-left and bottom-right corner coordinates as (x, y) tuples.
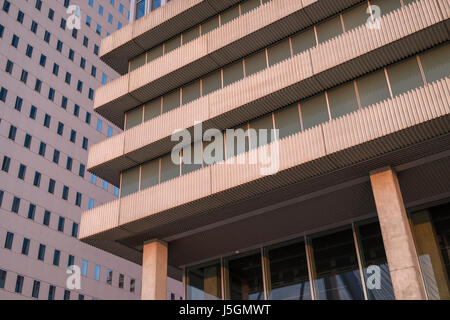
(225, 124), (249, 159)
(82, 260), (88, 276)
(182, 26), (200, 45)
(121, 167), (140, 197)
(249, 114), (274, 149)
(267, 39), (291, 67)
(356, 220), (394, 300)
(300, 94), (329, 130)
(147, 45), (164, 63)
(223, 62), (244, 87)
(95, 265), (101, 280)
(202, 71), (222, 96)
(182, 81), (201, 105)
(187, 260), (222, 300)
(141, 159), (159, 190)
(342, 2), (369, 32)
(410, 203), (450, 300)
(201, 16), (219, 35)
(387, 57), (424, 96)
(163, 90), (181, 113)
(370, 0), (402, 16)
(356, 69), (391, 108)
(327, 82), (359, 119)
(267, 239), (312, 300)
(182, 141), (203, 175)
(420, 44), (450, 84)
(129, 53), (146, 72)
(311, 228), (364, 300)
(165, 35), (181, 54)
(226, 251), (264, 300)
(221, 6), (240, 25)
(240, 0), (261, 15)
(316, 16), (343, 44)
(144, 98), (162, 122)
(274, 104), (301, 140)
(160, 153), (180, 183)
(245, 50), (267, 77)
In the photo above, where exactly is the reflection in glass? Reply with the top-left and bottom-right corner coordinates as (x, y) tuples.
(187, 260), (222, 300)
(411, 203), (450, 300)
(357, 221), (395, 300)
(311, 228), (365, 300)
(227, 252), (264, 300)
(267, 240), (312, 300)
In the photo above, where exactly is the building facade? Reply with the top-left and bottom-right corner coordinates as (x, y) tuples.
(81, 0), (450, 300)
(0, 0), (145, 300)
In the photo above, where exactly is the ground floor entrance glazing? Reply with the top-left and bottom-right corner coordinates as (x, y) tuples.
(185, 201), (450, 300)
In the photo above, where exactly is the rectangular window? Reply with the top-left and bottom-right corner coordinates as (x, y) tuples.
(15, 275), (24, 294)
(43, 210), (51, 226)
(5, 232), (14, 249)
(22, 238), (30, 255)
(72, 223), (79, 238)
(53, 250), (60, 266)
(119, 274), (124, 289)
(82, 260), (88, 276)
(28, 204), (36, 220)
(58, 217), (65, 232)
(0, 269), (6, 289)
(18, 164), (26, 180)
(38, 244), (46, 261)
(2, 156), (10, 172)
(11, 197), (20, 213)
(48, 285), (55, 300)
(62, 186), (69, 200)
(48, 179), (55, 194)
(95, 265), (101, 280)
(107, 269), (113, 285)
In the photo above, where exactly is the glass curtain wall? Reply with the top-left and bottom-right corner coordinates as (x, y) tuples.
(410, 202), (450, 300)
(186, 218), (395, 300)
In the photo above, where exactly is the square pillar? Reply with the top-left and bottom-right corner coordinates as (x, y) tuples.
(370, 168), (427, 300)
(142, 240), (168, 300)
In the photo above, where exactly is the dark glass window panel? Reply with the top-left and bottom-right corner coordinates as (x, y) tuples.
(187, 260), (222, 300)
(311, 228), (364, 300)
(227, 251), (264, 300)
(357, 220), (395, 300)
(267, 240), (312, 300)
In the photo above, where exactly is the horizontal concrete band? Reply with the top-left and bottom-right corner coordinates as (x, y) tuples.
(100, 0), (243, 75)
(88, 0), (450, 187)
(95, 0), (367, 127)
(80, 77), (450, 263)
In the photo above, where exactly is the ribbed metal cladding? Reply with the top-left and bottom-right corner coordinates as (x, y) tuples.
(80, 77), (450, 245)
(100, 0), (243, 74)
(88, 0), (450, 186)
(95, 0), (368, 127)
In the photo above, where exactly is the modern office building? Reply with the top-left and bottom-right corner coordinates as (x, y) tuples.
(0, 0), (147, 300)
(81, 0), (450, 300)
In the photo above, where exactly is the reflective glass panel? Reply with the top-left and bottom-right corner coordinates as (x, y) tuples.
(311, 228), (365, 300)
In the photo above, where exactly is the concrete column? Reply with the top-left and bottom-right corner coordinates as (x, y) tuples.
(369, 168), (427, 300)
(142, 240), (168, 300)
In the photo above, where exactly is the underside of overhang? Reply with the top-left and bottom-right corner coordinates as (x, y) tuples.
(81, 123), (450, 265)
